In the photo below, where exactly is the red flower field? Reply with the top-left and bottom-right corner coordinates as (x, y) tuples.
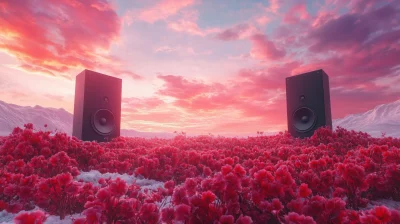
(0, 123), (399, 224)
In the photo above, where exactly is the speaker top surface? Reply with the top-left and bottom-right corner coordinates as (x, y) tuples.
(77, 69), (122, 81)
(286, 69), (328, 81)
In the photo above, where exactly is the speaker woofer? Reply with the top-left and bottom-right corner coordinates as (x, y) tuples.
(292, 107), (317, 132)
(91, 109), (115, 135)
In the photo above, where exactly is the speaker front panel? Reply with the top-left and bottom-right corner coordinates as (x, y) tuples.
(75, 70), (122, 142)
(286, 69), (331, 138)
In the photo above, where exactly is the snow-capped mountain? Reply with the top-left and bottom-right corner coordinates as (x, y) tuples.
(0, 101), (72, 136)
(332, 99), (400, 138)
(0, 99), (399, 138)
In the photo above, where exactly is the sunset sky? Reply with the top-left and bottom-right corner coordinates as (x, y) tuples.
(0, 0), (399, 135)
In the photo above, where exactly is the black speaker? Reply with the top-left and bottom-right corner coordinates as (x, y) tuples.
(286, 69), (332, 138)
(72, 69), (122, 142)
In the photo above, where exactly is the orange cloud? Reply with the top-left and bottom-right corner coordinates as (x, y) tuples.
(0, 0), (139, 79)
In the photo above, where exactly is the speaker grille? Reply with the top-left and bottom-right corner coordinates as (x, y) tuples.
(91, 109), (115, 135)
(292, 107), (317, 132)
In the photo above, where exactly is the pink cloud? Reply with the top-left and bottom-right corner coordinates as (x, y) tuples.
(0, 0), (139, 79)
(312, 11), (338, 28)
(44, 94), (65, 102)
(122, 97), (165, 113)
(348, 0), (381, 13)
(283, 3), (311, 24)
(138, 0), (195, 23)
(153, 62), (299, 128)
(154, 45), (212, 56)
(256, 15), (271, 26)
(215, 24), (258, 41)
(266, 0), (281, 13)
(307, 3), (398, 53)
(167, 19), (206, 36)
(156, 75), (216, 99)
(123, 112), (181, 123)
(166, 9), (221, 36)
(249, 34), (286, 60)
(155, 46), (178, 53)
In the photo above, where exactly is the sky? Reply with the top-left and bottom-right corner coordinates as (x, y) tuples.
(0, 0), (399, 135)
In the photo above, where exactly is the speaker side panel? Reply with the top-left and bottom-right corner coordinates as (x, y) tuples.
(72, 71), (86, 139)
(322, 71), (332, 129)
(81, 70), (122, 142)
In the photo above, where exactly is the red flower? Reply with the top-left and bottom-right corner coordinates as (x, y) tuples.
(174, 204), (191, 221)
(284, 212), (316, 224)
(233, 164), (246, 177)
(14, 210), (47, 224)
(221, 165), (233, 176)
(172, 187), (188, 205)
(161, 207), (175, 223)
(164, 180), (175, 189)
(96, 188), (110, 202)
(140, 203), (159, 224)
(184, 178), (197, 193)
(109, 178), (128, 197)
(203, 166), (212, 176)
(299, 183), (312, 198)
(56, 173), (73, 186)
(270, 198), (283, 211)
(371, 206), (391, 223)
(236, 215), (253, 224)
(201, 191), (216, 204)
(219, 215), (234, 224)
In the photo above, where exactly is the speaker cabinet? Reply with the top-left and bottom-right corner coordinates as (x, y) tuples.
(286, 69), (332, 138)
(72, 69), (122, 142)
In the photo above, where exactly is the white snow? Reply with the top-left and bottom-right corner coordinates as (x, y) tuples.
(364, 199), (400, 210)
(76, 170), (165, 191)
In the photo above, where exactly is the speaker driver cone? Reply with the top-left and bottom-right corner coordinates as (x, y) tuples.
(92, 109), (115, 135)
(292, 107), (317, 132)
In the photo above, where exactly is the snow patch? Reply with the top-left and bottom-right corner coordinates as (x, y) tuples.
(76, 170), (165, 190)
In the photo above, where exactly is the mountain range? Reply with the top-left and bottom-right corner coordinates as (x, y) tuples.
(0, 99), (399, 138)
